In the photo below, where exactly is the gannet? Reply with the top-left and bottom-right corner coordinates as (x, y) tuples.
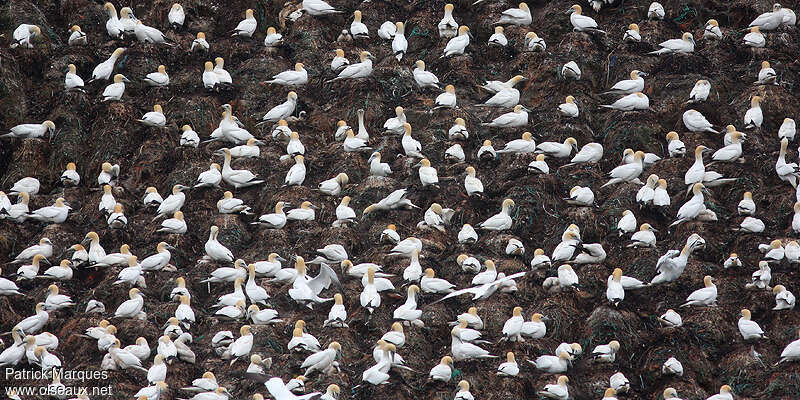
(378, 20), (396, 39)
(102, 74), (130, 101)
(16, 253), (46, 280)
(191, 32), (209, 51)
(525, 249), (551, 271)
(81, 231), (106, 265)
(705, 385), (735, 400)
(446, 118), (468, 140)
(737, 309), (766, 341)
(264, 26), (283, 48)
(744, 95), (763, 129)
(390, 22), (408, 61)
(604, 269), (625, 306)
(628, 223), (657, 248)
(591, 340), (620, 363)
(332, 196), (356, 227)
(684, 79), (711, 103)
(413, 158), (438, 187)
(451, 326), (496, 361)
(497, 2), (531, 25)
(399, 123), (425, 158)
(723, 253), (742, 269)
(479, 198), (515, 230)
(364, 152), (392, 177)
(285, 131), (307, 156)
(531, 351), (572, 373)
(460, 166), (484, 197)
(539, 375), (569, 399)
(90, 48), (125, 82)
(557, 95), (579, 117)
(434, 4), (459, 39)
(499, 306), (525, 342)
(330, 50), (376, 82)
(134, 20), (170, 43)
(43, 284), (75, 310)
(481, 104), (529, 128)
(287, 201), (318, 221)
(743, 26), (765, 48)
(343, 129), (370, 152)
(623, 23), (641, 42)
(773, 285), (795, 310)
(124, 336), (151, 361)
(4, 191), (29, 222)
(495, 352), (519, 376)
(158, 211), (186, 234)
(137, 104), (166, 128)
(779, 118), (796, 140)
(537, 137), (578, 158)
(472, 260), (499, 285)
(114, 287), (144, 319)
(252, 202), (288, 228)
(418, 268), (454, 294)
(650, 235), (705, 284)
(474, 140), (494, 161)
(63, 64), (85, 92)
(712, 131), (744, 162)
(661, 132), (686, 159)
(656, 309), (683, 328)
(8, 176), (40, 196)
(488, 26), (508, 46)
(10, 237), (52, 265)
(147, 354), (166, 384)
(225, 325), (253, 365)
(27, 197), (70, 224)
(322, 293), (349, 327)
(213, 57), (233, 88)
(302, 0), (341, 15)
(647, 2), (666, 19)
(106, 203), (127, 229)
(267, 63), (308, 86)
(777, 329), (800, 364)
(118, 7), (138, 35)
(685, 145), (711, 186)
(524, 154), (549, 174)
(429, 356), (453, 381)
(244, 264), (269, 305)
(749, 3), (783, 30)
(151, 184), (187, 220)
(699, 20), (722, 42)
(202, 61), (220, 90)
(202, 226), (234, 264)
(568, 5), (603, 32)
(284, 154), (306, 186)
(412, 60), (441, 90)
(680, 275), (718, 307)
(388, 237), (422, 259)
(764, 239), (785, 264)
(777, 138), (800, 187)
(10, 24), (40, 48)
(780, 5), (797, 25)
(251, 253), (284, 277)
(442, 26), (471, 57)
(142, 65), (169, 87)
(113, 254), (146, 287)
(564, 186), (594, 206)
(671, 183), (710, 226)
(603, 70), (647, 95)
(521, 31), (546, 52)
(232, 9), (256, 37)
(454, 380), (474, 400)
(215, 299), (246, 319)
(794, 202), (800, 233)
(383, 106), (406, 135)
(649, 32), (695, 55)
(103, 3), (123, 38)
(346, 10), (368, 39)
(216, 148), (264, 188)
(166, 3), (185, 29)
(287, 326), (321, 353)
(456, 254), (481, 274)
(246, 305), (281, 325)
(603, 151), (644, 187)
(561, 61), (581, 80)
(434, 85), (458, 109)
(362, 189), (419, 218)
(601, 92), (649, 110)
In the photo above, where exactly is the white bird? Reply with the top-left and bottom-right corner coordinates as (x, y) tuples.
(524, 31), (546, 51)
(191, 32), (209, 51)
(324, 293), (348, 327)
(286, 201), (317, 222)
(327, 51), (374, 82)
(603, 151), (644, 187)
(648, 2), (665, 19)
(133, 21), (170, 44)
(777, 329), (800, 364)
(350, 10), (368, 38)
(442, 26), (471, 57)
(488, 26), (507, 46)
(592, 340), (620, 362)
(623, 23), (641, 42)
(102, 3), (123, 38)
(561, 61), (581, 80)
(479, 198), (515, 230)
(203, 226), (234, 263)
(687, 79), (711, 102)
(107, 203), (127, 229)
(421, 268), (455, 294)
(738, 309), (766, 340)
(64, 64), (84, 92)
(779, 118), (796, 140)
(777, 138), (800, 187)
(565, 186), (594, 206)
(261, 91), (297, 123)
(681, 275), (718, 307)
(712, 132), (744, 162)
(451, 326), (496, 361)
(704, 19), (722, 39)
(439, 4), (458, 38)
(539, 376), (569, 399)
(601, 92), (649, 111)
(143, 65), (169, 87)
(497, 2), (532, 25)
(435, 85), (457, 108)
(391, 22), (408, 61)
(137, 104), (166, 127)
(558, 96), (579, 117)
(603, 70), (646, 95)
(567, 5), (602, 32)
(413, 60), (440, 89)
(743, 26), (766, 48)
(750, 3), (784, 30)
(773, 285), (795, 310)
(218, 148), (264, 188)
(649, 32), (695, 55)
(743, 95), (763, 129)
(27, 197), (70, 224)
(378, 21), (396, 40)
(90, 48), (125, 82)
(537, 137), (578, 158)
(102, 74), (130, 101)
(606, 269), (625, 306)
(530, 351), (572, 373)
(497, 352), (519, 376)
(658, 309), (683, 328)
(429, 356), (453, 382)
(662, 357), (683, 376)
(266, 63), (308, 86)
(10, 24), (40, 48)
(302, 0), (342, 16)
(362, 189), (419, 217)
(481, 104), (529, 128)
(232, 9), (257, 37)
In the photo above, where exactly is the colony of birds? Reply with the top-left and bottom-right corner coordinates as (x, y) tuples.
(1, 0), (800, 399)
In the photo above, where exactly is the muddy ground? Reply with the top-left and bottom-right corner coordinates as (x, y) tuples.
(1, 0), (800, 399)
